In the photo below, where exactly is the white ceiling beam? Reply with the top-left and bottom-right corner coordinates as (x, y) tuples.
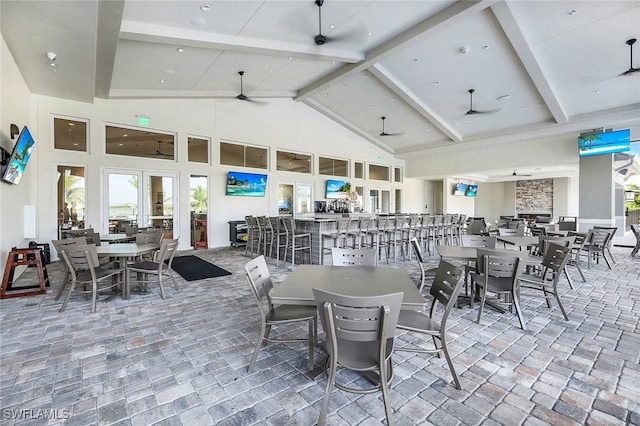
(295, 0), (499, 100)
(491, 1), (569, 125)
(95, 0), (125, 99)
(119, 20), (363, 63)
(302, 99), (396, 155)
(368, 64), (463, 143)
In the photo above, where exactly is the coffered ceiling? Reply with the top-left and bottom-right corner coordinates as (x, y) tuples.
(2, 0), (639, 181)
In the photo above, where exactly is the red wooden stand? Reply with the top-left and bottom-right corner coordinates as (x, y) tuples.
(1, 248), (49, 299)
(192, 219), (208, 249)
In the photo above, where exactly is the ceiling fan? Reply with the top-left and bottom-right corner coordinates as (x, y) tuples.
(311, 0), (363, 46)
(510, 170), (532, 177)
(379, 116), (404, 137)
(621, 38), (640, 76)
(465, 89), (498, 115)
(233, 71), (266, 104)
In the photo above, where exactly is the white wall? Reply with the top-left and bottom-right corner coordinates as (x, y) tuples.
(444, 178), (475, 216)
(18, 93), (411, 251)
(0, 35), (35, 271)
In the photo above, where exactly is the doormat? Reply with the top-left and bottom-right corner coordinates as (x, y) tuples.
(167, 255), (232, 281)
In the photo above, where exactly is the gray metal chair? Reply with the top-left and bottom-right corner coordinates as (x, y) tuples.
(471, 249), (525, 329)
(282, 217), (311, 269)
(396, 259), (465, 389)
(331, 247), (376, 267)
(59, 244), (125, 313)
(127, 238), (179, 299)
(313, 288), (403, 426)
(245, 255), (317, 372)
(631, 224), (640, 257)
(518, 243), (572, 322)
(593, 225), (618, 264)
(581, 228), (614, 269)
(51, 236), (91, 301)
(409, 237), (436, 292)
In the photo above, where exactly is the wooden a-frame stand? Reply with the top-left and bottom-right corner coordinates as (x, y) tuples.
(1, 247), (49, 299)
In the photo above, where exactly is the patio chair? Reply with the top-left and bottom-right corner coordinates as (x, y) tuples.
(471, 249), (525, 329)
(245, 255), (317, 372)
(518, 243), (572, 322)
(331, 247), (376, 267)
(59, 244), (125, 313)
(127, 238), (179, 299)
(631, 224), (640, 257)
(313, 288), (403, 426)
(396, 259), (465, 389)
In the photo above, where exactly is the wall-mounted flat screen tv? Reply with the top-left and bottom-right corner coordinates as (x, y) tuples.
(465, 184), (478, 197)
(578, 129), (630, 157)
(1, 126), (36, 185)
(325, 179), (351, 199)
(226, 171), (267, 197)
(453, 182), (468, 196)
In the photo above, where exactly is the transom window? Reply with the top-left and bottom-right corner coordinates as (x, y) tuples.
(318, 156), (348, 177)
(220, 141), (268, 169)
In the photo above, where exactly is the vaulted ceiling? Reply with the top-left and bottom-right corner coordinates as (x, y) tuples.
(2, 0), (639, 180)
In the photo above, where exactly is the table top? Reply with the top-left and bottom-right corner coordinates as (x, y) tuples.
(100, 234), (136, 243)
(270, 265), (426, 309)
(437, 245), (539, 265)
(497, 236), (539, 248)
(97, 243), (159, 257)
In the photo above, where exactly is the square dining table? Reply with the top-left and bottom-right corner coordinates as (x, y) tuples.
(270, 264), (426, 310)
(96, 243), (160, 299)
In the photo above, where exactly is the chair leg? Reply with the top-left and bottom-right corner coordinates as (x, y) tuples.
(319, 358), (336, 426)
(512, 289), (526, 330)
(248, 323), (267, 372)
(476, 285), (487, 324)
(91, 281), (98, 314)
(158, 273), (166, 299)
(440, 338), (461, 390)
(59, 280), (77, 312)
(307, 319), (314, 370)
(379, 358), (395, 426)
(553, 283), (569, 321)
(563, 267), (574, 290)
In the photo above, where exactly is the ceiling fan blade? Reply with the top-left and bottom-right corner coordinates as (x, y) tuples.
(621, 67), (640, 76)
(233, 71), (269, 105)
(379, 116), (404, 137)
(465, 89), (499, 115)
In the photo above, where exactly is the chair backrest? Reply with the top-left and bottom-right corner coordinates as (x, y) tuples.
(410, 237), (426, 291)
(125, 225), (138, 236)
(498, 227), (524, 237)
(530, 226), (547, 237)
(537, 235), (574, 256)
(539, 243), (572, 279)
(461, 234), (496, 248)
(632, 224), (640, 239)
(476, 248), (523, 279)
(61, 244), (101, 271)
(336, 217), (350, 233)
(558, 216), (577, 231)
(52, 236), (87, 258)
(313, 288), (403, 365)
(593, 226), (617, 247)
(155, 238), (179, 267)
(84, 231), (101, 246)
(467, 218), (487, 235)
(428, 260), (465, 327)
(586, 228), (612, 248)
(331, 248), (376, 267)
(245, 255), (274, 317)
(136, 229), (164, 244)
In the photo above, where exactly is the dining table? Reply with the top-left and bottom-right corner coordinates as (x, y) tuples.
(96, 242), (160, 299)
(270, 264), (426, 310)
(496, 235), (539, 250)
(100, 233), (136, 243)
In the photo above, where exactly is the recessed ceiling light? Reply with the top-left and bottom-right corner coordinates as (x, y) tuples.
(522, 106), (529, 110)
(482, 45), (489, 50)
(329, 24), (336, 30)
(269, 70), (274, 74)
(370, 105), (375, 108)
(368, 32), (373, 36)
(164, 69), (176, 75)
(118, 143), (124, 146)
(567, 9), (577, 15)
(434, 81), (440, 86)
(160, 79), (166, 83)
(459, 45), (470, 54)
(593, 89), (601, 94)
(72, 143), (78, 146)
(288, 56), (293, 60)
(343, 84), (348, 88)
(177, 47), (184, 53)
(413, 58), (419, 63)
(200, 4), (210, 12)
(68, 123), (75, 126)
(324, 93), (329, 96)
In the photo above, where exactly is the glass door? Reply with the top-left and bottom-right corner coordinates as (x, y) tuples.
(104, 168), (178, 238)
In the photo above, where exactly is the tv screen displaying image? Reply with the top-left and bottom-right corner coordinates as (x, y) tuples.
(2, 126), (36, 185)
(226, 171), (267, 197)
(578, 129), (630, 157)
(453, 182), (467, 196)
(325, 179), (351, 199)
(465, 184), (478, 197)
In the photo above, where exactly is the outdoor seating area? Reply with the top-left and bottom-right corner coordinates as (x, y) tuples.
(1, 240), (638, 424)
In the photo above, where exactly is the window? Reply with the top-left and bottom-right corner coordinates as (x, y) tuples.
(318, 156), (348, 177)
(394, 167), (402, 183)
(54, 117), (88, 152)
(106, 125), (175, 160)
(188, 137), (209, 163)
(57, 165), (86, 229)
(354, 162), (364, 179)
(369, 164), (390, 181)
(220, 141), (268, 169)
(276, 151), (312, 174)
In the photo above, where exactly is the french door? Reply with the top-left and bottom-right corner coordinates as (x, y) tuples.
(103, 168), (178, 238)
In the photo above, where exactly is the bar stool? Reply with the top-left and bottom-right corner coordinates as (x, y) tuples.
(256, 216), (272, 257)
(244, 215), (260, 256)
(269, 216), (287, 266)
(282, 217), (311, 269)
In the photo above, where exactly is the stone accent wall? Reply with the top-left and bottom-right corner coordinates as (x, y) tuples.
(515, 178), (553, 215)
